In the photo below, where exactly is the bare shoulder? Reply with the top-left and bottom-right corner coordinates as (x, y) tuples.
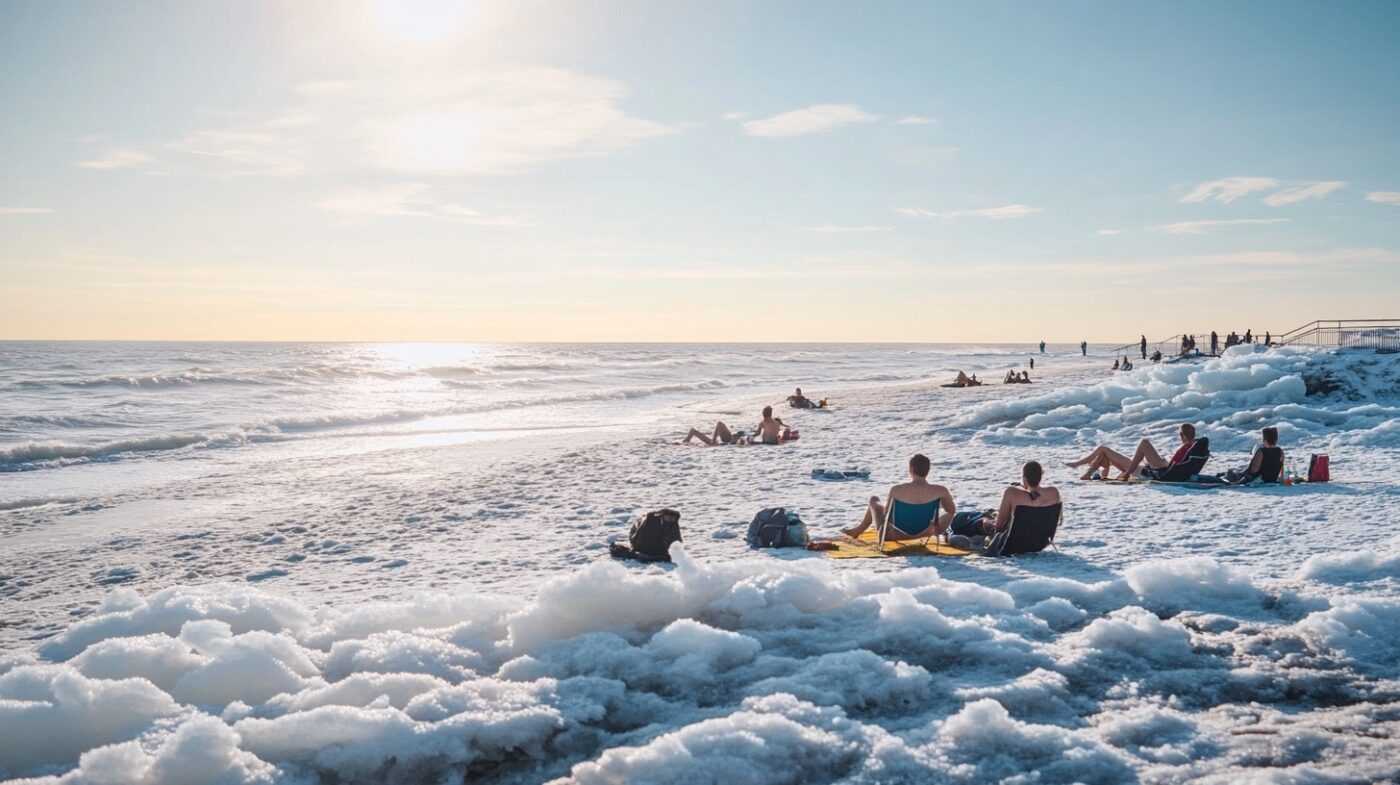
(1039, 485), (1062, 503)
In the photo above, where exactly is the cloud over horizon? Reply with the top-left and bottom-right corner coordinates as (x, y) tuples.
(1180, 177), (1280, 204)
(743, 104), (879, 137)
(1153, 218), (1290, 235)
(896, 204), (1043, 219)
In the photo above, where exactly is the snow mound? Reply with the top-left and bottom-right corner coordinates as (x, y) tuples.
(6, 550), (1400, 783)
(951, 346), (1400, 450)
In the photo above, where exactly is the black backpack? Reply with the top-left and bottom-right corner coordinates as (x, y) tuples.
(611, 508), (682, 562)
(746, 507), (808, 548)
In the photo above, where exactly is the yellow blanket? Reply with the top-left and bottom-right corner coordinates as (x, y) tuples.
(820, 530), (973, 559)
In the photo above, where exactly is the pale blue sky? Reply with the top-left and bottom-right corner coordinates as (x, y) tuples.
(2, 1), (1399, 341)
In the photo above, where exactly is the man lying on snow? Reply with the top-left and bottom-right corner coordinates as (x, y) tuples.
(683, 406), (794, 446)
(786, 387), (827, 409)
(1065, 422), (1206, 482)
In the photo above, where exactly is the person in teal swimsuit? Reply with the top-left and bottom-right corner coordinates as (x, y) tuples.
(841, 453), (956, 541)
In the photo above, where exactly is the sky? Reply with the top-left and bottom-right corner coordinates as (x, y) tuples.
(2, 0), (1399, 343)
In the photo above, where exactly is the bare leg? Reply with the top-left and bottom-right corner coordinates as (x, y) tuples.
(713, 421), (733, 444)
(1081, 446), (1134, 480)
(843, 497), (884, 538)
(684, 428), (716, 446)
(1123, 439), (1167, 477)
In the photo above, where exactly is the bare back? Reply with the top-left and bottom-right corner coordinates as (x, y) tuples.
(890, 480), (948, 505)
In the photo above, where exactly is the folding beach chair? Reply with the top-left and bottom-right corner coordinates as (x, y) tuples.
(876, 498), (943, 552)
(984, 503), (1062, 556)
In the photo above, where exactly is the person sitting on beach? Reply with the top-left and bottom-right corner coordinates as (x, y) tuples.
(951, 371), (982, 387)
(753, 405), (787, 445)
(1151, 350), (1162, 363)
(841, 453), (955, 541)
(950, 461), (1060, 539)
(1064, 423), (1198, 481)
(1113, 358), (1120, 371)
(1224, 426), (1285, 484)
(1019, 371), (1031, 383)
(787, 387), (816, 409)
(1004, 369), (1017, 384)
(683, 421), (741, 446)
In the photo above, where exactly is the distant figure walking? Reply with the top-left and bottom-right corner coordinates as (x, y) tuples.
(1264, 331), (1271, 347)
(1029, 357), (1035, 370)
(1080, 341), (1087, 356)
(1140, 335), (1147, 360)
(1211, 331), (1219, 355)
(1039, 341), (1046, 354)
(1244, 329), (1253, 344)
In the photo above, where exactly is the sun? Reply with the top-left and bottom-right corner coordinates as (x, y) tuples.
(370, 0), (480, 42)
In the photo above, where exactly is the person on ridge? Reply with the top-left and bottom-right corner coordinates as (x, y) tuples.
(1140, 335), (1147, 360)
(1064, 423), (1199, 481)
(1040, 341), (1046, 354)
(1264, 331), (1271, 347)
(1030, 357), (1035, 371)
(1211, 331), (1219, 355)
(842, 453), (956, 541)
(1244, 329), (1253, 344)
(1080, 341), (1087, 356)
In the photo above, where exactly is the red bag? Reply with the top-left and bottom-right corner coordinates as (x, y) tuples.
(1307, 454), (1330, 483)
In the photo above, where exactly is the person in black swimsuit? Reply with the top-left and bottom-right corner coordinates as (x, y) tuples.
(1241, 426), (1284, 483)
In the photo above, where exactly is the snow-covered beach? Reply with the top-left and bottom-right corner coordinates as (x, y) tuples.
(4, 342), (1400, 784)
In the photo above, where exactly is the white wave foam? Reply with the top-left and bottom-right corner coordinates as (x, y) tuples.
(12, 549), (1395, 783)
(953, 346), (1400, 449)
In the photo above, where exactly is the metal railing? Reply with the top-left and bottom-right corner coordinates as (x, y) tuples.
(1109, 330), (1270, 360)
(1276, 319), (1400, 351)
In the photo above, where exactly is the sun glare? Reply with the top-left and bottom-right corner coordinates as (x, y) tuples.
(370, 0), (478, 42)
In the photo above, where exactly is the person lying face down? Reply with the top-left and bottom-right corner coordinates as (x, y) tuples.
(950, 461), (1061, 538)
(841, 453), (956, 541)
(1065, 423), (1196, 481)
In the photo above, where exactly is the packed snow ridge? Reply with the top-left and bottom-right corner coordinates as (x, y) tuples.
(4, 543), (1400, 784)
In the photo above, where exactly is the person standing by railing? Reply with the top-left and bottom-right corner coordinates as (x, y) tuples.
(1211, 331), (1219, 355)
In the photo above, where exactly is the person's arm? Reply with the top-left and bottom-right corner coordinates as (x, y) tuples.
(935, 487), (957, 535)
(1247, 448), (1263, 475)
(993, 487), (1015, 531)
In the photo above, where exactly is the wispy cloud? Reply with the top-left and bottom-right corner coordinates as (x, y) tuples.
(168, 68), (673, 177)
(896, 204), (1043, 220)
(316, 183), (529, 226)
(743, 104), (879, 137)
(76, 149), (152, 170)
(803, 225), (893, 233)
(1153, 218), (1289, 235)
(895, 115), (934, 125)
(1367, 191), (1400, 206)
(1096, 229), (1122, 236)
(1187, 247), (1400, 266)
(722, 112), (748, 121)
(1180, 177), (1279, 204)
(1263, 180), (1346, 206)
(0, 207), (53, 215)
(170, 128), (305, 176)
